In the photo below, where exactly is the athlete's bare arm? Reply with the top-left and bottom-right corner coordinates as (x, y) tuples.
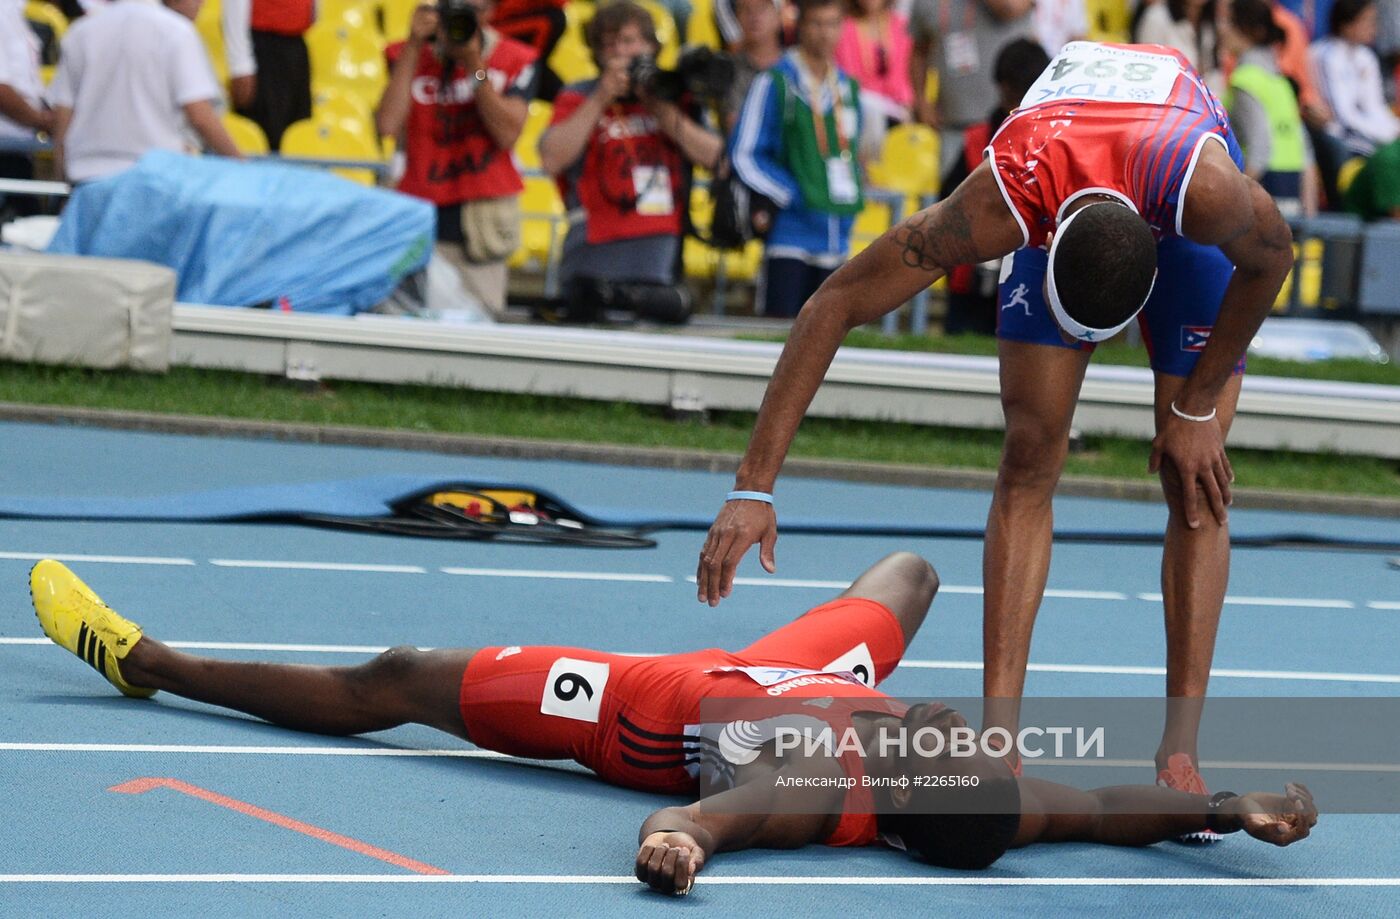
(1012, 776), (1317, 849)
(635, 760), (846, 894)
(696, 163), (1023, 606)
(1161, 141), (1295, 526)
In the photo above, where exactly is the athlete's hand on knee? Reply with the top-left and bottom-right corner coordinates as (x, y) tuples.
(635, 831), (705, 895)
(1149, 416), (1232, 528)
(697, 501), (777, 607)
(1232, 783), (1317, 846)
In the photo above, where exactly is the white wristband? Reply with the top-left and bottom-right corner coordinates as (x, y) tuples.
(1170, 400), (1217, 423)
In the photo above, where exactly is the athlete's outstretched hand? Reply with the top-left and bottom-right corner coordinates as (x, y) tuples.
(1149, 413), (1233, 529)
(635, 830), (705, 895)
(1230, 783), (1318, 846)
(697, 499), (777, 606)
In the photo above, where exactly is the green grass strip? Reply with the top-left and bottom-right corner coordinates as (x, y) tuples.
(1, 362), (1396, 498)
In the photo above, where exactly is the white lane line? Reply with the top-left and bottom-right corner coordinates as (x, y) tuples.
(1, 874), (1397, 886)
(7, 744), (1394, 774)
(1369, 602), (1400, 611)
(1044, 589), (1129, 600)
(442, 567), (672, 583)
(690, 579), (1122, 602)
(6, 638), (1400, 683)
(0, 552), (195, 566)
(1032, 757), (1400, 774)
(1138, 592), (1356, 609)
(0, 743), (503, 757)
(0, 638), (394, 653)
(896, 659), (1400, 684)
(209, 560), (427, 574)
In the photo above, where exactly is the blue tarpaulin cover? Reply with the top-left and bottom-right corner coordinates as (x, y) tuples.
(47, 150), (433, 314)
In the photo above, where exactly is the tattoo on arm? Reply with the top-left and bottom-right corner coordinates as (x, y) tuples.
(893, 200), (978, 273)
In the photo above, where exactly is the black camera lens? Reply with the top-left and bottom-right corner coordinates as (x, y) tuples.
(437, 0), (478, 44)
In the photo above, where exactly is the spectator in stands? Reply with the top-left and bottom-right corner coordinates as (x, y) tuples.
(1030, 0), (1087, 54)
(1311, 0), (1400, 156)
(538, 0), (721, 324)
(377, 1), (537, 317)
(939, 37), (1046, 334)
(1223, 0), (1317, 216)
(221, 0), (257, 114)
(1133, 0), (1224, 92)
(47, 0), (241, 183)
(731, 0), (862, 318)
(835, 0), (913, 150)
(724, 0), (784, 133)
(223, 0), (313, 149)
(1341, 135), (1400, 216)
(0, 0), (52, 217)
(908, 0), (1035, 175)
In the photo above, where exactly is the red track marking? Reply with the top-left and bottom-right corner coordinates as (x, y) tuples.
(110, 777), (449, 876)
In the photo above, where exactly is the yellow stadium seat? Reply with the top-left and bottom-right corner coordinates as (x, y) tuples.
(514, 100), (553, 169)
(685, 0), (722, 50)
(849, 200), (892, 256)
(381, 0), (421, 44)
(510, 177), (567, 271)
(875, 124), (940, 197)
(314, 86), (377, 137)
(319, 0), (386, 44)
(280, 117), (382, 185)
(307, 20), (388, 107)
(1085, 0), (1131, 43)
(549, 3), (599, 86)
(193, 0), (229, 86)
(223, 112), (270, 154)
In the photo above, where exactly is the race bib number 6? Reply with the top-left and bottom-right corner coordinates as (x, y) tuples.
(541, 657), (610, 723)
(1021, 42), (1181, 108)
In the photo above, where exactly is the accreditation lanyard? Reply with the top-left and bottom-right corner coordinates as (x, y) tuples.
(802, 65), (849, 161)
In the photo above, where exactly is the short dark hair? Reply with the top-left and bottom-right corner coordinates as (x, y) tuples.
(586, 0), (659, 63)
(883, 775), (1022, 870)
(1231, 0), (1285, 45)
(993, 38), (1051, 102)
(1329, 0), (1374, 34)
(1052, 203), (1157, 333)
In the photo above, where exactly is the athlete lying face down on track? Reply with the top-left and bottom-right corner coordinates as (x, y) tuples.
(30, 553), (1316, 896)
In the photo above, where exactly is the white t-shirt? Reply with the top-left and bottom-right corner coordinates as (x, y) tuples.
(46, 0), (221, 181)
(0, 0), (45, 144)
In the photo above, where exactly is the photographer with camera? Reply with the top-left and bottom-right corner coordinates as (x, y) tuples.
(730, 0), (863, 318)
(537, 0), (722, 324)
(377, 0), (538, 317)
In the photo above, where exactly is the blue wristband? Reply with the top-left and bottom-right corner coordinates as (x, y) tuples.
(726, 490), (773, 504)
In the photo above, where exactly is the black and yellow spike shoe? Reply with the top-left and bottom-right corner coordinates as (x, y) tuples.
(30, 560), (155, 699)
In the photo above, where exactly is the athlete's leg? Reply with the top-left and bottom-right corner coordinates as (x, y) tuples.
(1139, 237), (1244, 774)
(837, 551), (940, 649)
(982, 338), (1093, 742)
(120, 640), (477, 740)
(1150, 374), (1242, 770)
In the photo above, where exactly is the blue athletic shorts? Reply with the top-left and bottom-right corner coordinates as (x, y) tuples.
(996, 235), (1246, 378)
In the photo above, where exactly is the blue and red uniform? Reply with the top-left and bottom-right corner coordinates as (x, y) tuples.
(458, 596), (909, 847)
(986, 42), (1249, 376)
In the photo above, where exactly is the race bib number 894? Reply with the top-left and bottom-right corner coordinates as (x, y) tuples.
(541, 657), (610, 723)
(1021, 42), (1181, 108)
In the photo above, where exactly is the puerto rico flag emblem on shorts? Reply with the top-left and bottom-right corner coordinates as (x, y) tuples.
(1181, 326), (1212, 351)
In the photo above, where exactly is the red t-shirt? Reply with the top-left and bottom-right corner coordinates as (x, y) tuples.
(389, 35), (538, 205)
(550, 82), (686, 244)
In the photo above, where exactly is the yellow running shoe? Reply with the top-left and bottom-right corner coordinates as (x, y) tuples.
(29, 560), (155, 699)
